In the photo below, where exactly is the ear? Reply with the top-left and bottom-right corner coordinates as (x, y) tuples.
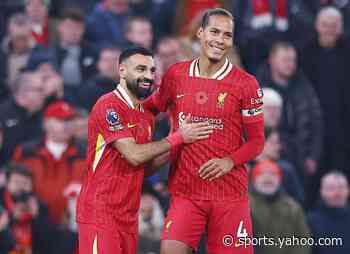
(119, 64), (126, 79)
(197, 27), (203, 40)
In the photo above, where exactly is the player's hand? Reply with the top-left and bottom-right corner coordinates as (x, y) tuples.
(179, 115), (213, 143)
(199, 157), (234, 181)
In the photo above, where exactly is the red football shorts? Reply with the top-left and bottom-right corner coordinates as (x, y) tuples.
(161, 195), (253, 254)
(78, 223), (137, 254)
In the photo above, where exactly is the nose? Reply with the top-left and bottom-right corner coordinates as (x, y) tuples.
(144, 69), (155, 81)
(215, 34), (225, 45)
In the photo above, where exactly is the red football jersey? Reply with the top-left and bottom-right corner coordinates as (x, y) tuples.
(150, 59), (264, 201)
(77, 85), (154, 233)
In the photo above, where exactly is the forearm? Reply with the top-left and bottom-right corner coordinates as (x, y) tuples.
(229, 121), (265, 166)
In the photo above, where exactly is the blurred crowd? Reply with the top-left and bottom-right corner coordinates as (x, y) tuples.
(0, 0), (349, 254)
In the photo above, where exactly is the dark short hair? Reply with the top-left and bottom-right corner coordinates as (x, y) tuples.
(126, 16), (151, 33)
(269, 41), (295, 56)
(119, 46), (153, 65)
(201, 8), (234, 28)
(6, 163), (32, 181)
(60, 7), (85, 22)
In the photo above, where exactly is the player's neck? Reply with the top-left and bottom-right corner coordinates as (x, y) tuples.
(197, 56), (227, 78)
(119, 82), (141, 108)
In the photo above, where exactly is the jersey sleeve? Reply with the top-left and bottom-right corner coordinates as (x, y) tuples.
(143, 65), (176, 113)
(228, 76), (265, 166)
(240, 76), (264, 124)
(92, 101), (133, 144)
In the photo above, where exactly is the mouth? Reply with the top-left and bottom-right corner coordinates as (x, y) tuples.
(138, 79), (153, 89)
(209, 44), (225, 54)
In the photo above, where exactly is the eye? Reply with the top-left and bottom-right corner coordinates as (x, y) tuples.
(210, 29), (219, 35)
(136, 66), (146, 73)
(224, 33), (233, 39)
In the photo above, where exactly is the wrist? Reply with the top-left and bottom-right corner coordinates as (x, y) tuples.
(165, 132), (184, 148)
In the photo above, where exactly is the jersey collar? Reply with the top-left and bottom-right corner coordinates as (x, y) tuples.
(189, 58), (233, 80)
(114, 85), (144, 112)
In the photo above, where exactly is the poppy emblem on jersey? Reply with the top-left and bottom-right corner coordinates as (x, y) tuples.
(195, 91), (208, 105)
(106, 109), (124, 131)
(217, 92), (228, 108)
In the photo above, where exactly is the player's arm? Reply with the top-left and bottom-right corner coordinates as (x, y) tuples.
(199, 77), (265, 180)
(113, 117), (212, 167)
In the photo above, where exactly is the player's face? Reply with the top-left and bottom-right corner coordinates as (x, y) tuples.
(197, 15), (233, 63)
(120, 54), (156, 99)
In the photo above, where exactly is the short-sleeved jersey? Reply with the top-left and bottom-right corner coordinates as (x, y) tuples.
(77, 85), (154, 233)
(154, 58), (263, 201)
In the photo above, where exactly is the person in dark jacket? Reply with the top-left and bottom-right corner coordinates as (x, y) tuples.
(28, 7), (98, 104)
(300, 7), (350, 172)
(84, 0), (132, 48)
(256, 41), (323, 180)
(307, 171), (350, 254)
(0, 72), (45, 167)
(78, 46), (120, 111)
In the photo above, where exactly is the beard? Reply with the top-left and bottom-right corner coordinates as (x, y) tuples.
(126, 77), (154, 99)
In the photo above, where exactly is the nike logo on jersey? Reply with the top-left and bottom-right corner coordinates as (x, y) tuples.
(127, 123), (137, 128)
(176, 94), (185, 99)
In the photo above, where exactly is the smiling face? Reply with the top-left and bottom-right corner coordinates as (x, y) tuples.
(197, 15), (233, 63)
(119, 54), (156, 99)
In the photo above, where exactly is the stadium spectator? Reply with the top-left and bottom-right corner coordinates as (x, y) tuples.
(0, 164), (54, 254)
(256, 42), (323, 180)
(13, 101), (86, 226)
(249, 159), (311, 254)
(256, 127), (305, 205)
(78, 46), (120, 111)
(307, 171), (350, 254)
(300, 7), (349, 172)
(305, 0), (350, 36)
(155, 36), (187, 78)
(85, 0), (131, 48)
(138, 193), (164, 254)
(262, 87), (283, 130)
(29, 7), (98, 104)
(125, 16), (153, 49)
(25, 0), (51, 46)
(232, 0), (313, 72)
(129, 0), (177, 39)
(1, 13), (35, 89)
(0, 72), (45, 167)
(0, 203), (13, 253)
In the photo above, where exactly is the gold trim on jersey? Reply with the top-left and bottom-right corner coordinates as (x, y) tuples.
(93, 134), (106, 172)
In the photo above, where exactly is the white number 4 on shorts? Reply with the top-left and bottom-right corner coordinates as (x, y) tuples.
(237, 220), (248, 238)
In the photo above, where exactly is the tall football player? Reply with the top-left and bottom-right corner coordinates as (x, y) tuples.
(144, 8), (265, 254)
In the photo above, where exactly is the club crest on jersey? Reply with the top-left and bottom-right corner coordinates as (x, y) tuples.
(106, 109), (124, 131)
(217, 92), (228, 108)
(195, 91), (208, 105)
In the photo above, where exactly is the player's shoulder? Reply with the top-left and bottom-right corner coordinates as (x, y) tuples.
(164, 60), (193, 77)
(232, 67), (258, 83)
(91, 91), (127, 114)
(229, 67), (260, 89)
